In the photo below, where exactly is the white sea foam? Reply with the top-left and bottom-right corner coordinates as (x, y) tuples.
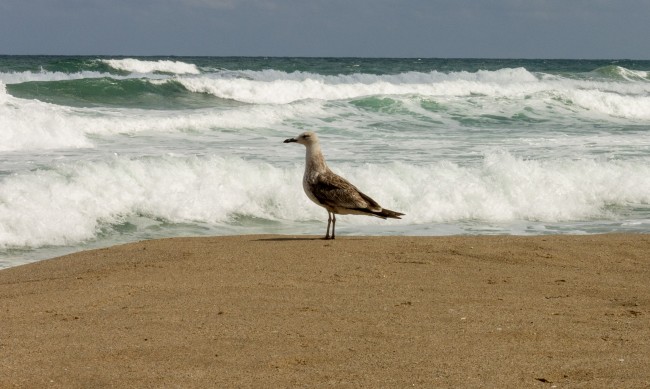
(0, 81), (6, 103)
(614, 66), (649, 81)
(175, 68), (650, 120)
(235, 67), (539, 84)
(563, 89), (650, 120)
(0, 86), (94, 151)
(381, 153), (650, 223)
(177, 68), (543, 104)
(0, 156), (304, 248)
(0, 88), (324, 151)
(1, 153), (648, 249)
(102, 58), (200, 75)
(0, 70), (112, 85)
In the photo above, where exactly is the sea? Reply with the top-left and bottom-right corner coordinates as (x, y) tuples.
(1, 56), (650, 268)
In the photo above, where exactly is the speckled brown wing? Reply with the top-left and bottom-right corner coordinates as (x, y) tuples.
(309, 170), (382, 213)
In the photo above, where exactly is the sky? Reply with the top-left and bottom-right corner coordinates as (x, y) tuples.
(1, 0), (649, 59)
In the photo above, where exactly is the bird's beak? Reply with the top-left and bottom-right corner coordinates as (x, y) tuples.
(284, 138), (297, 143)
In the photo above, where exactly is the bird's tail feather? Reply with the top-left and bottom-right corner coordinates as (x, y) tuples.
(374, 208), (404, 219)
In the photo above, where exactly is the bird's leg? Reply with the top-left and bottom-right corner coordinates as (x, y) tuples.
(331, 213), (336, 240)
(325, 212), (332, 239)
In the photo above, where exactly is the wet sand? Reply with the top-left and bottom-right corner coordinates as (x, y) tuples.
(1, 234), (649, 388)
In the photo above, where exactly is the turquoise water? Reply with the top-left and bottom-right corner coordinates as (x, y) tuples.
(1, 56), (650, 268)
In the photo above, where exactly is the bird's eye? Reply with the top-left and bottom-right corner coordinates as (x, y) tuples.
(303, 134), (311, 139)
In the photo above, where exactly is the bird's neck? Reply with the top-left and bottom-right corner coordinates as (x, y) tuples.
(305, 144), (328, 174)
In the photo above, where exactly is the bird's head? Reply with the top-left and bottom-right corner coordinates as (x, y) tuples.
(283, 131), (319, 146)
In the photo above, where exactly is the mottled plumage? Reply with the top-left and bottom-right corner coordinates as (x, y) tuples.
(284, 131), (404, 239)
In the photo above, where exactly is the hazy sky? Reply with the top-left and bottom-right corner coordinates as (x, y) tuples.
(1, 0), (649, 58)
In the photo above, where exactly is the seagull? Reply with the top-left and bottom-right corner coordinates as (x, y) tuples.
(284, 131), (404, 239)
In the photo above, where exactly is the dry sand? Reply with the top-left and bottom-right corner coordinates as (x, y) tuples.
(1, 234), (649, 388)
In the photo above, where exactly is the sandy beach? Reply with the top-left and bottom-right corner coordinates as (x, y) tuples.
(1, 234), (649, 388)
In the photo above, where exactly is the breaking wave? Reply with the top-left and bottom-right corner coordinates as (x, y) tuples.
(101, 58), (201, 75)
(1, 153), (648, 249)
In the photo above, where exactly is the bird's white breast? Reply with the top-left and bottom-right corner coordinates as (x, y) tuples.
(302, 172), (323, 207)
